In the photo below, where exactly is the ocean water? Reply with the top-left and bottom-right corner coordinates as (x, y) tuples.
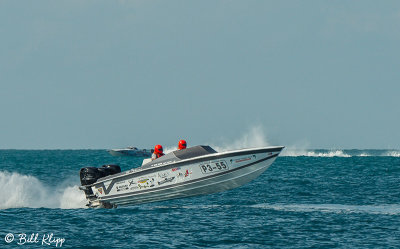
(1, 149), (400, 248)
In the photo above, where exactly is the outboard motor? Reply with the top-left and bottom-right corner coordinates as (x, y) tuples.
(97, 164), (121, 177)
(79, 165), (121, 196)
(79, 167), (101, 196)
(80, 165), (121, 186)
(80, 167), (102, 186)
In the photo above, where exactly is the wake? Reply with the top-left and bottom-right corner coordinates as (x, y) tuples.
(281, 150), (400, 157)
(252, 203), (400, 215)
(127, 203), (400, 216)
(282, 150), (352, 157)
(0, 171), (87, 210)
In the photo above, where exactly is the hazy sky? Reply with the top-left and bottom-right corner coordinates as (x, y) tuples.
(1, 1), (399, 149)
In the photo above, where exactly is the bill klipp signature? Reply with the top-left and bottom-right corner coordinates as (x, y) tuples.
(4, 233), (65, 247)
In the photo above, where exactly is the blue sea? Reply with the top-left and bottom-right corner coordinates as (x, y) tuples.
(1, 149), (400, 248)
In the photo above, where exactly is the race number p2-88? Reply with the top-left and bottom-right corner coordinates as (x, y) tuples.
(199, 161), (229, 174)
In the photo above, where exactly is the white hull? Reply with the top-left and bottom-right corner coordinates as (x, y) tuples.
(109, 157), (274, 206)
(83, 146), (284, 208)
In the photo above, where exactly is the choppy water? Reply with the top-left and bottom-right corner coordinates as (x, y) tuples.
(1, 149), (400, 248)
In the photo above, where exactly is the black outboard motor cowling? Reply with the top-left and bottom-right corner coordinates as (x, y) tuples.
(80, 165), (121, 186)
(80, 167), (101, 186)
(103, 164), (121, 174)
(80, 165), (121, 197)
(98, 164), (121, 177)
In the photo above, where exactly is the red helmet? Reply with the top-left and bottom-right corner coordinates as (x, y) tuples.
(154, 144), (163, 154)
(178, 140), (187, 150)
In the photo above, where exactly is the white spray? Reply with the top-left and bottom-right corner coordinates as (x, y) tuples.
(212, 125), (271, 152)
(0, 171), (87, 210)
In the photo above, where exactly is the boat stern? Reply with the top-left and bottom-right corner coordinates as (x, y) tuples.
(79, 165), (122, 208)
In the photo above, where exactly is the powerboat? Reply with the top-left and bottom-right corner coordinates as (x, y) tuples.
(80, 145), (284, 208)
(108, 147), (153, 157)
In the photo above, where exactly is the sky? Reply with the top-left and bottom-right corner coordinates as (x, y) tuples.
(1, 1), (399, 149)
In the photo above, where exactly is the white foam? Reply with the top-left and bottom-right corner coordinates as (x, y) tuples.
(282, 150), (351, 157)
(283, 150), (400, 157)
(275, 142), (351, 157)
(0, 171), (87, 210)
(163, 146), (177, 155)
(59, 185), (88, 209)
(252, 203), (400, 215)
(384, 151), (400, 157)
(306, 150), (351, 157)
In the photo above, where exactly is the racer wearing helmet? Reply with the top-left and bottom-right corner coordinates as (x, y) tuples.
(178, 140), (187, 150)
(151, 144), (165, 160)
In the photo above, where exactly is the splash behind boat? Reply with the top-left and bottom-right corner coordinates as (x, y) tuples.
(80, 145), (284, 208)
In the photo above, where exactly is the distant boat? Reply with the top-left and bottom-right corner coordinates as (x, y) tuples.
(108, 147), (153, 157)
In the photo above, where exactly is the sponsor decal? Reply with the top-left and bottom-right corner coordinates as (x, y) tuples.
(172, 167), (181, 172)
(128, 179), (135, 186)
(152, 160), (177, 167)
(97, 187), (103, 194)
(158, 176), (175, 185)
(130, 186), (139, 190)
(138, 178), (155, 189)
(138, 179), (148, 184)
(103, 180), (112, 190)
(177, 169), (192, 179)
(116, 184), (129, 192)
(158, 172), (169, 178)
(235, 157), (251, 163)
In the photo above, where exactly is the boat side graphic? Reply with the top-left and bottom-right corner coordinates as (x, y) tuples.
(100, 152), (279, 201)
(80, 145), (284, 208)
(93, 146), (283, 195)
